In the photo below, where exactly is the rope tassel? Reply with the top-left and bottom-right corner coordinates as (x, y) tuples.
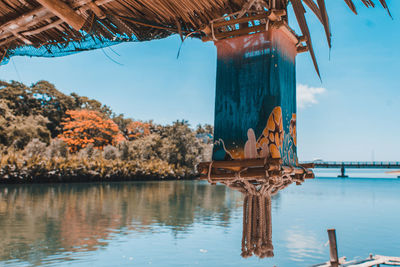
(241, 192), (274, 258)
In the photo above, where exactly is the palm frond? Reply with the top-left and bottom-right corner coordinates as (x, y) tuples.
(316, 0), (331, 48)
(343, 0), (358, 14)
(303, 0), (323, 23)
(292, 0), (321, 78)
(377, 0), (392, 17)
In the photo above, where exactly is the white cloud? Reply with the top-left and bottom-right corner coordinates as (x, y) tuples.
(297, 84), (326, 108)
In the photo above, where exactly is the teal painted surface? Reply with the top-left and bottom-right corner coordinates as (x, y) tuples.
(0, 178), (399, 266)
(212, 31), (297, 165)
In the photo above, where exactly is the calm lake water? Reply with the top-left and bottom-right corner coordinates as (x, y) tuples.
(0, 177), (399, 266)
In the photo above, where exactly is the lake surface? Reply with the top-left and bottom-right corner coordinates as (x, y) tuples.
(0, 177), (399, 266)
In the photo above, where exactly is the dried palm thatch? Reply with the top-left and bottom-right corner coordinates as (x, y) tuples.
(0, 0), (391, 72)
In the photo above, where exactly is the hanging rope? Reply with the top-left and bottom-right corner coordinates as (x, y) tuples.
(203, 158), (313, 259)
(241, 192), (274, 258)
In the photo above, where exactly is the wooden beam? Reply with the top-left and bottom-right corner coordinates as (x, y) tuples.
(328, 229), (339, 267)
(282, 166), (312, 175)
(298, 35), (307, 43)
(349, 258), (387, 267)
(35, 0), (86, 31)
(304, 172), (315, 179)
(0, 47), (8, 64)
(200, 168), (269, 179)
(267, 9), (286, 21)
(0, 0), (111, 37)
(375, 255), (400, 262)
(213, 13), (267, 28)
(297, 45), (308, 53)
(198, 158), (282, 170)
(0, 36), (17, 47)
(11, 31), (32, 44)
(0, 7), (49, 38)
(202, 24), (266, 42)
(93, 0), (115, 6)
(299, 163), (314, 168)
(85, 2), (106, 19)
(0, 0), (115, 47)
(22, 19), (63, 36)
(274, 21), (299, 44)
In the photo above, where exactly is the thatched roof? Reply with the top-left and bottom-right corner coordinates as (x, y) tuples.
(0, 0), (390, 71)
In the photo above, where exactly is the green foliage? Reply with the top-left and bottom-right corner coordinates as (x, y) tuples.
(196, 123), (214, 135)
(0, 80), (213, 182)
(46, 139), (68, 158)
(117, 141), (130, 161)
(24, 139), (47, 158)
(129, 133), (163, 161)
(78, 143), (101, 159)
(0, 149), (182, 181)
(103, 145), (119, 160)
(0, 80), (117, 139)
(0, 99), (51, 148)
(158, 120), (204, 174)
(112, 114), (133, 133)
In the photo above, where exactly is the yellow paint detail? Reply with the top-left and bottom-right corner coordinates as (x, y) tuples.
(275, 132), (280, 147)
(269, 133), (274, 142)
(266, 117), (275, 133)
(229, 149), (245, 160)
(269, 144), (281, 159)
(256, 106), (284, 159)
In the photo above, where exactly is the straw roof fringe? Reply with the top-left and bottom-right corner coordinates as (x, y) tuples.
(0, 0), (391, 69)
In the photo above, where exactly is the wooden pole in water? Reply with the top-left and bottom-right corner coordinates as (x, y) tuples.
(327, 229), (339, 267)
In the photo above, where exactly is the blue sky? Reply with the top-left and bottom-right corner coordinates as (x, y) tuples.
(0, 1), (399, 161)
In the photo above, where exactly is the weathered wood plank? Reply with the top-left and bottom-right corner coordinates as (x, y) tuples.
(328, 229), (339, 267)
(35, 0), (86, 31)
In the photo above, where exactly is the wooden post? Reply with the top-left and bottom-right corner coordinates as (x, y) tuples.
(212, 28), (298, 165)
(35, 0), (86, 31)
(327, 229), (339, 267)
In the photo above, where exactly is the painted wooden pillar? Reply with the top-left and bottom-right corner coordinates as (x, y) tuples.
(212, 28), (298, 166)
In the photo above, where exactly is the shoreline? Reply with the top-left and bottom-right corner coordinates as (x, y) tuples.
(2, 175), (399, 185)
(0, 175), (199, 184)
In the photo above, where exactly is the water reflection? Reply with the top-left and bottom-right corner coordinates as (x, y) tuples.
(1, 179), (399, 266)
(0, 181), (241, 265)
(222, 172), (304, 259)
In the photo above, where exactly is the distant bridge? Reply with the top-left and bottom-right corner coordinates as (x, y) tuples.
(300, 161), (400, 177)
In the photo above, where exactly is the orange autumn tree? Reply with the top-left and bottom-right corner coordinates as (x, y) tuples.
(125, 121), (151, 140)
(59, 110), (124, 152)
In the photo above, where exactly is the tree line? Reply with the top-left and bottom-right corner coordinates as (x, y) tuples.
(0, 80), (213, 182)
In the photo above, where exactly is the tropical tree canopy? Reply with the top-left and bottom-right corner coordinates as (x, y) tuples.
(0, 80), (212, 181)
(125, 121), (151, 140)
(0, 80), (114, 137)
(58, 109), (125, 152)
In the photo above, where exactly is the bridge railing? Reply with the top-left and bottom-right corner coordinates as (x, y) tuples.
(300, 161), (400, 167)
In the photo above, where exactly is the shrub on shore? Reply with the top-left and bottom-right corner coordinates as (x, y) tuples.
(0, 80), (213, 182)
